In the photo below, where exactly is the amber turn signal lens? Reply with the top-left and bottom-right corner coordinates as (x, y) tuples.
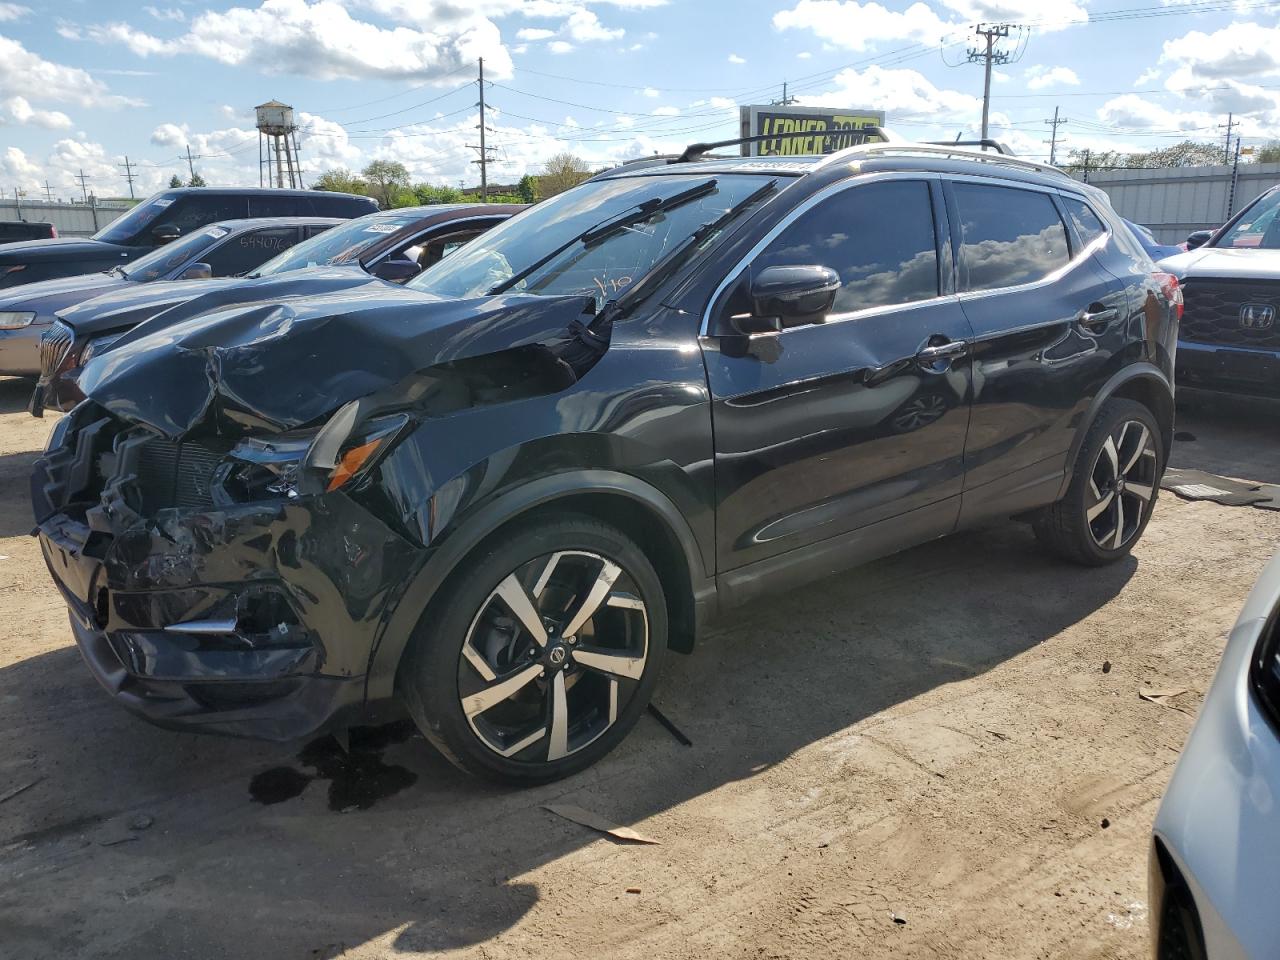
(326, 437), (385, 492)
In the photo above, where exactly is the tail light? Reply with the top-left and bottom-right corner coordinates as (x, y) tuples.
(50, 225), (58, 238)
(1153, 272), (1183, 320)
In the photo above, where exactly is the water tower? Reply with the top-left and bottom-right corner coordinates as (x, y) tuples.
(256, 100), (303, 189)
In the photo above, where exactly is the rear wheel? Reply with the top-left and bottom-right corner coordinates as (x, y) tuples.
(397, 516), (666, 785)
(1033, 398), (1163, 565)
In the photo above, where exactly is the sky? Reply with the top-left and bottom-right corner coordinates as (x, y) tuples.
(0, 0), (1276, 201)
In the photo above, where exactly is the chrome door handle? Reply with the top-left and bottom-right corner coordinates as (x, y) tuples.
(1079, 305), (1117, 331)
(916, 340), (967, 362)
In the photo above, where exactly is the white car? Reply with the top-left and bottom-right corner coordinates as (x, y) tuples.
(1151, 548), (1280, 959)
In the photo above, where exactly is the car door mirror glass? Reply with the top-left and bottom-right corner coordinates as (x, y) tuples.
(180, 262), (212, 280)
(741, 264), (840, 333)
(372, 258), (422, 283)
(152, 223), (180, 245)
(1185, 230), (1213, 250)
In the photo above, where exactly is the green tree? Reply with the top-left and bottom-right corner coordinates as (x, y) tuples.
(1062, 140), (1225, 173)
(413, 183), (464, 204)
(168, 174), (183, 188)
(187, 171), (206, 187)
(311, 167), (368, 195)
(539, 152), (591, 198)
(517, 173), (539, 204)
(362, 159), (412, 208)
(1251, 141), (1280, 163)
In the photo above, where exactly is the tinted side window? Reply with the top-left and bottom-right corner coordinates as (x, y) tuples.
(752, 180), (939, 315)
(953, 184), (1070, 292)
(248, 195), (309, 217)
(164, 195), (249, 236)
(1061, 197), (1108, 247)
(311, 194), (379, 217)
(202, 227), (300, 277)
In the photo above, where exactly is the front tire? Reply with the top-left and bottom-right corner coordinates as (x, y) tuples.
(397, 515), (667, 785)
(1033, 398), (1164, 566)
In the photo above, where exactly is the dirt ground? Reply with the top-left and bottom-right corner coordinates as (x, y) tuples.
(1, 376), (1278, 960)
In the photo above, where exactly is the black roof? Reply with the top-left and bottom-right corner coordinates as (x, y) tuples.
(155, 187), (370, 200)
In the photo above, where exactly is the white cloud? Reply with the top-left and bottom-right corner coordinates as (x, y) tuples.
(0, 3), (29, 22)
(992, 68), (1011, 83)
(1097, 94), (1220, 133)
(797, 50), (812, 59)
(709, 96), (735, 108)
(652, 105), (680, 115)
(83, 0), (515, 83)
(143, 5), (186, 21)
(728, 52), (745, 63)
(799, 64), (980, 121)
(564, 9), (623, 41)
(516, 27), (556, 40)
(1162, 22), (1280, 82)
(641, 86), (659, 97)
(1134, 67), (1160, 86)
(939, 0), (1086, 31)
(0, 34), (141, 109)
(549, 39), (574, 53)
(2, 95), (72, 129)
(773, 0), (957, 52)
(1025, 65), (1081, 90)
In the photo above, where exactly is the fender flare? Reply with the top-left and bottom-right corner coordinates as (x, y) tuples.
(1056, 362), (1174, 499)
(363, 468), (711, 700)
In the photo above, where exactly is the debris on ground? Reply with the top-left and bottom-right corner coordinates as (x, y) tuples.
(0, 777), (42, 805)
(542, 804), (660, 844)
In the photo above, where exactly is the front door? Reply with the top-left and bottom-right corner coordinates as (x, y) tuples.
(700, 176), (974, 574)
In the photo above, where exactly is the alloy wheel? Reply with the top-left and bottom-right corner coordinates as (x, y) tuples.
(458, 550), (649, 763)
(1085, 419), (1157, 550)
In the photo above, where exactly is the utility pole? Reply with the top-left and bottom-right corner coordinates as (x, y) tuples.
(118, 155), (137, 199)
(967, 23), (1011, 142)
(43, 180), (52, 203)
(1081, 149), (1091, 184)
(772, 81), (798, 106)
(74, 168), (90, 204)
(1219, 113), (1237, 165)
(185, 144), (198, 181)
(14, 186), (22, 220)
(476, 57), (489, 200)
(1227, 136), (1243, 218)
(1044, 106), (1068, 166)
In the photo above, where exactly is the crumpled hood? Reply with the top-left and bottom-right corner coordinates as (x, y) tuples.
(0, 237), (125, 265)
(1158, 246), (1280, 279)
(57, 264), (373, 337)
(78, 283), (596, 439)
(0, 271), (129, 315)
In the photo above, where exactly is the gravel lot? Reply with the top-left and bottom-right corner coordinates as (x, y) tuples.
(1, 376), (1277, 960)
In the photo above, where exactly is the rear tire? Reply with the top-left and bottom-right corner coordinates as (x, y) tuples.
(1033, 398), (1164, 566)
(397, 515), (667, 785)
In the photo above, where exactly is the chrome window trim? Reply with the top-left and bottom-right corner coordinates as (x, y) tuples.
(946, 174), (1099, 303)
(699, 171), (948, 338)
(363, 215), (505, 268)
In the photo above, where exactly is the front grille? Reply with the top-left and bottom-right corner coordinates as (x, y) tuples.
(39, 320), (75, 378)
(1180, 278), (1280, 350)
(134, 436), (224, 514)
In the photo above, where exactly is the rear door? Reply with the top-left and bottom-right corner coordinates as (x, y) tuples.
(198, 225), (304, 277)
(701, 175), (974, 573)
(945, 179), (1131, 518)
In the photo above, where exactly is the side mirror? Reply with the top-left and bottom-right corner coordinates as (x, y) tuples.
(738, 264), (840, 334)
(372, 258), (422, 283)
(179, 262), (212, 280)
(1185, 230), (1213, 250)
(152, 223), (180, 244)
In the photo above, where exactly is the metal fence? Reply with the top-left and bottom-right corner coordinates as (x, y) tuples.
(1071, 162), (1280, 244)
(0, 199), (133, 238)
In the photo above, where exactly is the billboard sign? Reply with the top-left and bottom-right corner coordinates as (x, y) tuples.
(739, 105), (887, 156)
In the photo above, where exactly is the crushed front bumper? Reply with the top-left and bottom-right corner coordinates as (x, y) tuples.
(33, 419), (422, 741)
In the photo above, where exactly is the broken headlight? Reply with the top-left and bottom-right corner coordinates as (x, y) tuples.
(0, 311), (35, 329)
(214, 409), (410, 504)
(80, 332), (127, 365)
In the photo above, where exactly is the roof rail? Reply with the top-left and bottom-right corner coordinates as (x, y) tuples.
(816, 141), (1069, 180)
(676, 127), (892, 163)
(924, 138), (1014, 155)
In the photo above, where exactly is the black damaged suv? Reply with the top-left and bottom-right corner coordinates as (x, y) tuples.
(32, 134), (1181, 784)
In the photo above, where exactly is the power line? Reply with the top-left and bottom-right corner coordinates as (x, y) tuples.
(967, 24), (1014, 142)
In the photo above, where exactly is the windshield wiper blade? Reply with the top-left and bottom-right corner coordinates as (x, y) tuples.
(594, 178), (779, 325)
(488, 178), (718, 296)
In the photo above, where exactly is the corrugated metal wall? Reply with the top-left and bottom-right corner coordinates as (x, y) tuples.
(0, 200), (133, 238)
(1071, 163), (1280, 244)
